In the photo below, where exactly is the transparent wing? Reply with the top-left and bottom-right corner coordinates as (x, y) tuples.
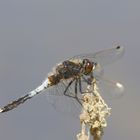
(46, 94), (82, 118)
(95, 76), (124, 101)
(46, 79), (84, 118)
(69, 45), (124, 66)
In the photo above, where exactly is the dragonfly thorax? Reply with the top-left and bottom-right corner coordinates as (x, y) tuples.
(48, 60), (82, 86)
(47, 59), (97, 87)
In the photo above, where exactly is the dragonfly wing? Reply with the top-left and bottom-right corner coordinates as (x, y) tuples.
(70, 45), (124, 66)
(46, 79), (83, 118)
(96, 76), (124, 100)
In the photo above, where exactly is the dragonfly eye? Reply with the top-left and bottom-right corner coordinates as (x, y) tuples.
(82, 59), (93, 75)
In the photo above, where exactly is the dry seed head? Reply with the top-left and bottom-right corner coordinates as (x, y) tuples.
(77, 82), (111, 140)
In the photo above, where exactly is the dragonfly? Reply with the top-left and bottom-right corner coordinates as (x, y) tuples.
(0, 45), (124, 115)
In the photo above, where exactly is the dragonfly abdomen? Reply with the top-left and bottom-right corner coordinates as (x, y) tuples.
(48, 74), (61, 86)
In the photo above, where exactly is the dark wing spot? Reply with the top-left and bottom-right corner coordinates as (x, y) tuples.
(116, 46), (120, 49)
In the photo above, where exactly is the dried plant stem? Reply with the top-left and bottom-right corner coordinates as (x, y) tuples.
(77, 81), (111, 140)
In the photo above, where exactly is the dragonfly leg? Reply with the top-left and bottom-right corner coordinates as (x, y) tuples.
(82, 76), (91, 85)
(75, 78), (78, 94)
(78, 78), (84, 94)
(79, 74), (95, 95)
(74, 78), (82, 106)
(63, 78), (75, 98)
(63, 78), (82, 106)
(78, 77), (89, 94)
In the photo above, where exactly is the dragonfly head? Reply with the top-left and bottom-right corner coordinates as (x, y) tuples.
(82, 59), (97, 75)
